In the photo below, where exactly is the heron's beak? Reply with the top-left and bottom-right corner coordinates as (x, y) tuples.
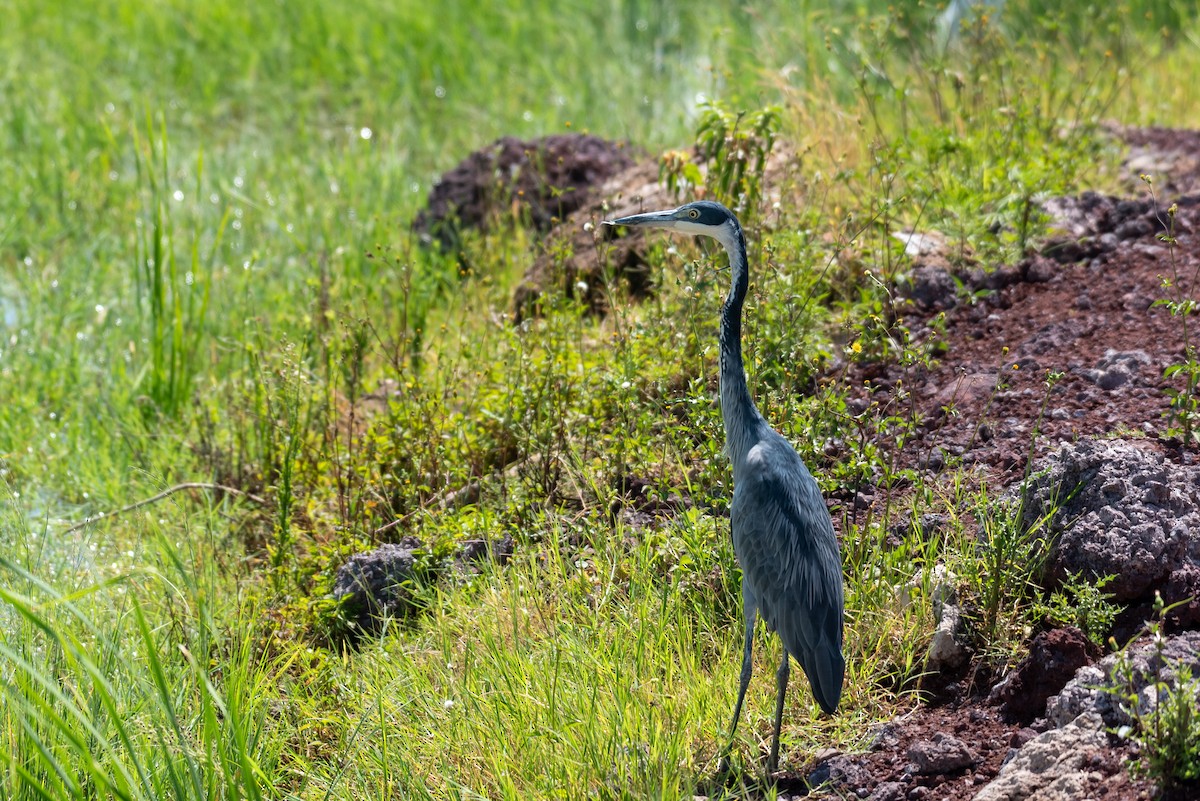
(602, 208), (681, 229)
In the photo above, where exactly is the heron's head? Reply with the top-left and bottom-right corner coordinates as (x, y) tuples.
(603, 200), (741, 249)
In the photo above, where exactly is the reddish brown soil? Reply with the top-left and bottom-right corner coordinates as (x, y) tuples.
(891, 192), (1197, 481)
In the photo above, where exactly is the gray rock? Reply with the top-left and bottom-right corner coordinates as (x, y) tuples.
(1047, 630), (1200, 729)
(807, 753), (872, 794)
(332, 544), (420, 634)
(898, 264), (959, 311)
(868, 781), (907, 801)
(973, 713), (1106, 801)
(907, 732), (977, 774)
(897, 565), (969, 673)
(1079, 349), (1151, 391)
(1017, 439), (1200, 601)
(933, 372), (997, 410)
(893, 229), (951, 258)
(926, 602), (969, 672)
(1116, 217), (1154, 240)
(458, 533), (515, 566)
(1020, 320), (1085, 356)
(930, 564), (957, 619)
(890, 513), (950, 546)
(1025, 258), (1057, 283)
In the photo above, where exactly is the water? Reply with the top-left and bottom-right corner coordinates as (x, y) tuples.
(0, 283), (18, 329)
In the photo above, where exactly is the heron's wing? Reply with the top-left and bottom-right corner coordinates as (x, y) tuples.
(732, 460), (844, 714)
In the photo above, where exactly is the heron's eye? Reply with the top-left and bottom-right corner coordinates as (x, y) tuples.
(688, 209), (699, 219)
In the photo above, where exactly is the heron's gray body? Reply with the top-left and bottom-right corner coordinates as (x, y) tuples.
(605, 200), (844, 771)
(729, 426), (844, 714)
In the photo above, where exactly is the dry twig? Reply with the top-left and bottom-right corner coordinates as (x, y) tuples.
(62, 482), (268, 534)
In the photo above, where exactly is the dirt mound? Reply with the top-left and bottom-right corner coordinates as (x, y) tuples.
(412, 133), (637, 254)
(511, 156), (670, 321)
(870, 186), (1198, 487)
(511, 144), (802, 321)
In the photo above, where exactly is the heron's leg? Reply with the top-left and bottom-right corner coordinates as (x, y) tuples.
(767, 650), (790, 773)
(718, 593), (756, 773)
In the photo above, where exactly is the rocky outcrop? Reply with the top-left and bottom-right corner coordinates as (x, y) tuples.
(972, 713), (1108, 801)
(1018, 439), (1200, 624)
(331, 542), (421, 636)
(1047, 630), (1200, 729)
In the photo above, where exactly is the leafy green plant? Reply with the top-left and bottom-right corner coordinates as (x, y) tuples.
(1150, 189), (1200, 445)
(658, 148), (704, 203)
(814, 2), (1123, 269)
(693, 101), (781, 214)
(841, 509), (942, 694)
(242, 340), (316, 587)
(946, 371), (1063, 656)
(968, 491), (1048, 651)
(1034, 572), (1121, 647)
(1108, 595), (1200, 795)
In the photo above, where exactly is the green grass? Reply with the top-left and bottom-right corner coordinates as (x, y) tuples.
(2, 0), (1199, 798)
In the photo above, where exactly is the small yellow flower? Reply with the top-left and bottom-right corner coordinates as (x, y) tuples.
(851, 341), (863, 354)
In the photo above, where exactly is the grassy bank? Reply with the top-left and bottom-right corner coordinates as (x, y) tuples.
(1, 0), (1197, 797)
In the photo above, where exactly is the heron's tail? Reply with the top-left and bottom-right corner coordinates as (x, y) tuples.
(778, 601), (844, 715)
(799, 638), (844, 715)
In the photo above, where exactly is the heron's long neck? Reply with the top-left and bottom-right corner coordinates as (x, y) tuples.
(717, 223), (761, 466)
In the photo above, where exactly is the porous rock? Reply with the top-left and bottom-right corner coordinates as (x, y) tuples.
(1017, 439), (1200, 602)
(1080, 349), (1151, 391)
(906, 732), (977, 775)
(931, 372), (997, 411)
(972, 712), (1107, 801)
(925, 565), (969, 672)
(1046, 630), (1200, 729)
(332, 543), (420, 634)
(926, 602), (968, 672)
(898, 264), (959, 311)
(1040, 191), (1186, 264)
(806, 753), (872, 794)
(1118, 125), (1200, 196)
(458, 533), (515, 567)
(867, 781), (906, 801)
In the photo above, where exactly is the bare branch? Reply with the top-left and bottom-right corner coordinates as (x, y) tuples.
(61, 483), (268, 534)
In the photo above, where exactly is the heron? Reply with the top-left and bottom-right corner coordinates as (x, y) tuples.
(604, 200), (844, 773)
